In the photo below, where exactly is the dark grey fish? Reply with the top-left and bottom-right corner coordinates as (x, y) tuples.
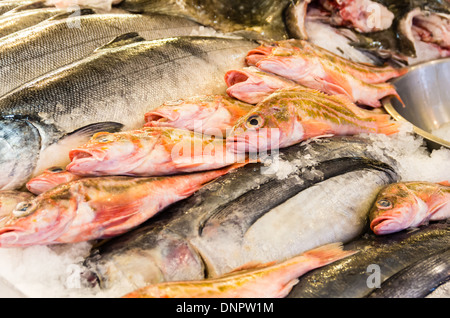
(81, 136), (397, 294)
(117, 0), (291, 40)
(288, 222), (450, 298)
(367, 247), (450, 298)
(0, 10), (217, 96)
(0, 35), (256, 190)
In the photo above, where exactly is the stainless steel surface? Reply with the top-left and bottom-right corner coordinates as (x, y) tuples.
(382, 58), (450, 150)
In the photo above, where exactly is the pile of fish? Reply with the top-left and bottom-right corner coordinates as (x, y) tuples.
(0, 0), (448, 298)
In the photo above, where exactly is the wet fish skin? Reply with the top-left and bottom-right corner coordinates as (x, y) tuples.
(0, 115), (123, 190)
(0, 11), (218, 96)
(369, 181), (450, 235)
(144, 95), (255, 135)
(26, 166), (81, 195)
(227, 86), (399, 154)
(288, 222), (450, 298)
(117, 0), (291, 40)
(0, 164), (238, 247)
(0, 0), (37, 15)
(82, 137), (397, 291)
(0, 190), (35, 220)
(122, 243), (356, 298)
(66, 127), (246, 177)
(0, 36), (256, 190)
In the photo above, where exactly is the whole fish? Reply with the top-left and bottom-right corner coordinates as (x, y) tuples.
(122, 243), (356, 298)
(369, 181), (450, 235)
(144, 95), (255, 135)
(0, 11), (218, 96)
(288, 221), (450, 298)
(117, 0), (291, 40)
(246, 42), (403, 107)
(81, 137), (397, 292)
(225, 66), (298, 104)
(0, 165), (239, 247)
(0, 190), (34, 219)
(227, 87), (399, 154)
(0, 35), (256, 190)
(66, 127), (246, 177)
(26, 166), (81, 195)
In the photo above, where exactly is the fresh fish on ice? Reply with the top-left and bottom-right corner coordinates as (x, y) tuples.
(144, 95), (255, 135)
(0, 165), (239, 247)
(369, 181), (450, 235)
(26, 166), (81, 195)
(0, 35), (257, 190)
(227, 86), (399, 154)
(81, 137), (396, 292)
(67, 127), (247, 177)
(288, 221), (450, 298)
(122, 243), (356, 298)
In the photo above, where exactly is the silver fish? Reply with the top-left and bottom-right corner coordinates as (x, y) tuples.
(0, 35), (257, 190)
(0, 11), (217, 96)
(81, 137), (397, 293)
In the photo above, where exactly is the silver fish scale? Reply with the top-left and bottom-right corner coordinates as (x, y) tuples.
(0, 12), (213, 96)
(0, 36), (257, 132)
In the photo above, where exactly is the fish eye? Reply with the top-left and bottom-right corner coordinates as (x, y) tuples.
(93, 133), (114, 143)
(13, 201), (36, 218)
(245, 115), (264, 129)
(47, 167), (64, 173)
(376, 199), (392, 209)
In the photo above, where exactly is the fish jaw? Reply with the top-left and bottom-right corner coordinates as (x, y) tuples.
(26, 168), (80, 195)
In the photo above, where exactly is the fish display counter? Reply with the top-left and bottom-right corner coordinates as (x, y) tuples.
(0, 0), (448, 299)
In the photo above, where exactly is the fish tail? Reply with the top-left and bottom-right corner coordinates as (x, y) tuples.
(369, 112), (400, 135)
(302, 243), (357, 265)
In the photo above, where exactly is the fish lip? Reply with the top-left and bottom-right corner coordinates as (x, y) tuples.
(144, 111), (179, 125)
(370, 216), (403, 235)
(68, 148), (106, 162)
(226, 135), (260, 154)
(0, 226), (27, 246)
(224, 69), (250, 87)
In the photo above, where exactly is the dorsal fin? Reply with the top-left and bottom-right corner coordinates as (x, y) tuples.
(438, 181), (450, 187)
(45, 8), (96, 21)
(94, 32), (146, 52)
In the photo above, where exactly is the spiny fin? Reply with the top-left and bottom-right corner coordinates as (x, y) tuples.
(45, 8), (96, 21)
(95, 32), (146, 52)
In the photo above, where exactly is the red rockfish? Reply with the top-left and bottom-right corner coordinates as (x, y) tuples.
(227, 86), (399, 153)
(26, 167), (81, 195)
(370, 181), (450, 235)
(67, 127), (246, 177)
(245, 40), (406, 107)
(122, 242), (356, 298)
(144, 95), (254, 135)
(0, 165), (241, 247)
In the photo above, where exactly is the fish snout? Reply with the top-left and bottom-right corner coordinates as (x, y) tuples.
(144, 110), (179, 127)
(370, 215), (404, 235)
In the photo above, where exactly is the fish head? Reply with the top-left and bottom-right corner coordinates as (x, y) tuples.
(369, 183), (425, 235)
(67, 131), (148, 176)
(0, 187), (78, 247)
(226, 99), (301, 153)
(26, 167), (78, 195)
(0, 117), (41, 190)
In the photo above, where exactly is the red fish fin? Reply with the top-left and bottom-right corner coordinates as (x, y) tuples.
(301, 120), (333, 138)
(438, 181), (450, 186)
(313, 75), (353, 99)
(302, 243), (357, 264)
(224, 260), (277, 276)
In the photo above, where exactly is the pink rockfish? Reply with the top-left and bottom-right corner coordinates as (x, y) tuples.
(227, 86), (399, 153)
(26, 167), (81, 195)
(0, 164), (240, 247)
(67, 127), (246, 177)
(370, 181), (450, 235)
(144, 95), (254, 135)
(122, 242), (356, 298)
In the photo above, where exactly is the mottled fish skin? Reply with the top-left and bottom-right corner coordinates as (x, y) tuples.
(288, 222), (450, 298)
(122, 243), (356, 298)
(0, 36), (256, 190)
(0, 165), (238, 247)
(117, 0), (291, 40)
(369, 181), (450, 235)
(82, 137), (397, 293)
(0, 12), (218, 96)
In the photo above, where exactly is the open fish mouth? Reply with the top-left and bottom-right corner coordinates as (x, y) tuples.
(370, 216), (404, 235)
(225, 70), (250, 87)
(68, 149), (107, 162)
(144, 111), (178, 125)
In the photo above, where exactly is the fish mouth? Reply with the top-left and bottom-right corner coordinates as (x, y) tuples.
(144, 111), (179, 126)
(226, 135), (264, 154)
(245, 47), (272, 65)
(224, 70), (250, 87)
(370, 216), (404, 235)
(0, 227), (27, 247)
(68, 148), (106, 162)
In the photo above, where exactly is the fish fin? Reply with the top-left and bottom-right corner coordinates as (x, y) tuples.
(301, 120), (333, 138)
(438, 181), (450, 187)
(302, 243), (357, 264)
(224, 261), (277, 275)
(94, 33), (146, 52)
(45, 8), (96, 21)
(313, 75), (353, 99)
